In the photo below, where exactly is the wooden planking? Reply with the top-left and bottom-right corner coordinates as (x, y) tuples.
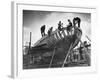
(61, 33), (64, 38)
(64, 30), (68, 36)
(54, 34), (58, 40)
(33, 27), (75, 48)
(50, 34), (57, 45)
(62, 30), (67, 37)
(56, 32), (60, 40)
(57, 32), (61, 40)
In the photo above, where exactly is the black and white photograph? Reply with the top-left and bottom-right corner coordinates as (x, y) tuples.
(23, 10), (91, 69)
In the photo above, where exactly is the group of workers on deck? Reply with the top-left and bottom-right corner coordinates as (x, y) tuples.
(40, 17), (81, 37)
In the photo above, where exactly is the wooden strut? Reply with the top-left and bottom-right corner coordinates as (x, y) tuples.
(49, 47), (56, 68)
(62, 33), (83, 67)
(62, 43), (73, 67)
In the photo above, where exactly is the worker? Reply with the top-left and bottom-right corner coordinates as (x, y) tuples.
(58, 21), (63, 31)
(67, 19), (72, 35)
(79, 43), (84, 60)
(50, 27), (53, 33)
(41, 25), (46, 37)
(48, 27), (53, 36)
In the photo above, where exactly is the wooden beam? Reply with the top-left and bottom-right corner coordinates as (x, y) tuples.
(62, 43), (73, 67)
(49, 47), (56, 68)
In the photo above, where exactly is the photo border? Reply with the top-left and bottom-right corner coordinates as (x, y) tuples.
(11, 1), (97, 78)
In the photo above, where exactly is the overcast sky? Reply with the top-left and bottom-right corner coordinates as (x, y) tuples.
(23, 10), (91, 46)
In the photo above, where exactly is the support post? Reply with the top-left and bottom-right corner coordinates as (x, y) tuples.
(49, 47), (56, 68)
(28, 32), (32, 54)
(62, 43), (73, 67)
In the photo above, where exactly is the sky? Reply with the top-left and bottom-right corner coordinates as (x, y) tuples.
(23, 10), (91, 46)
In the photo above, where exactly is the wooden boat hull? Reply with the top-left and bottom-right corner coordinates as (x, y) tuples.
(29, 27), (82, 65)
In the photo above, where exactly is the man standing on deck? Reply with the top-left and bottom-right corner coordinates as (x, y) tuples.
(79, 43), (84, 60)
(58, 21), (63, 31)
(48, 27), (53, 36)
(67, 19), (72, 35)
(58, 21), (63, 39)
(41, 25), (46, 37)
